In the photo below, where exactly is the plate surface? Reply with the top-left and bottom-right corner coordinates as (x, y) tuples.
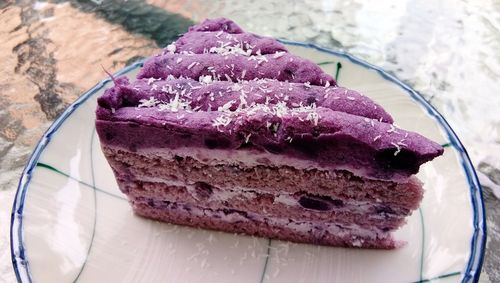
(11, 41), (485, 283)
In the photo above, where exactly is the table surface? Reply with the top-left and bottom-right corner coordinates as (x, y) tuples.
(1, 0), (499, 282)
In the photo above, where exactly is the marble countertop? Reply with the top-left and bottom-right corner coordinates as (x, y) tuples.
(1, 0), (499, 282)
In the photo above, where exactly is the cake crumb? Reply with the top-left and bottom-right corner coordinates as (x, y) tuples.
(352, 238), (364, 247)
(200, 258), (209, 269)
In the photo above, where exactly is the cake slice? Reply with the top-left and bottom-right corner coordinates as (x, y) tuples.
(96, 18), (443, 249)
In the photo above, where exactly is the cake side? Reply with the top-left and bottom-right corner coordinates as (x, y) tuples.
(102, 145), (418, 249)
(104, 146), (424, 210)
(132, 201), (400, 249)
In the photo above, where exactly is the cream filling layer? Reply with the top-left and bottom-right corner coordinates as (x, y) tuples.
(107, 144), (406, 182)
(140, 198), (392, 244)
(132, 175), (400, 218)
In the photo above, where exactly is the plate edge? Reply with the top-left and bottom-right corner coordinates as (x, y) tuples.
(9, 61), (144, 283)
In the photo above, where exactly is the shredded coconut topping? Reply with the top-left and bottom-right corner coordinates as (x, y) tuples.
(209, 42), (252, 57)
(151, 92), (192, 113)
(137, 75), (325, 132)
(138, 97), (161, 108)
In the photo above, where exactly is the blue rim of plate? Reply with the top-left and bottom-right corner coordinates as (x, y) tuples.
(10, 39), (486, 283)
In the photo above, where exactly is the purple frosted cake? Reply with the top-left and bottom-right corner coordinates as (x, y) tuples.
(96, 18), (443, 249)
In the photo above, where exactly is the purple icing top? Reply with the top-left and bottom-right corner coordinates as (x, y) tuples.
(96, 18), (443, 181)
(176, 17), (286, 55)
(189, 18), (244, 33)
(139, 19), (334, 86)
(98, 77), (393, 123)
(174, 31), (287, 55)
(137, 52), (335, 86)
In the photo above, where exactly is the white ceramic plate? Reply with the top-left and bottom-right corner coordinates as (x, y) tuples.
(11, 41), (486, 283)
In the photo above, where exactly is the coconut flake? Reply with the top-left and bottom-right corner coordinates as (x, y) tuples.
(387, 125), (396, 133)
(157, 92), (192, 113)
(166, 44), (176, 53)
(244, 133), (252, 143)
(391, 142), (401, 156)
(218, 100), (235, 112)
(306, 111), (320, 126)
(199, 75), (213, 84)
(274, 101), (288, 117)
(212, 114), (232, 129)
(273, 51), (286, 59)
(138, 97), (160, 108)
(147, 77), (160, 85)
(187, 62), (198, 70)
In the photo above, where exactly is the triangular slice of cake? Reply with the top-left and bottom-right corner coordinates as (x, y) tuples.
(96, 18), (443, 249)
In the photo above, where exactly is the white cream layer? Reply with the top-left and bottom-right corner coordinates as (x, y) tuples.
(145, 199), (391, 244)
(133, 175), (398, 218)
(121, 145), (405, 182)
